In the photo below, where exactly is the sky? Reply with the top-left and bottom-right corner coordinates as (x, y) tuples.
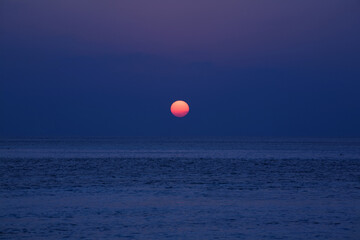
(1, 0), (360, 137)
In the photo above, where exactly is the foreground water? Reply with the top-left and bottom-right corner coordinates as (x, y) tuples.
(0, 137), (359, 239)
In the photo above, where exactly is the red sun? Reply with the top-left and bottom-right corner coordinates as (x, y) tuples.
(171, 100), (189, 117)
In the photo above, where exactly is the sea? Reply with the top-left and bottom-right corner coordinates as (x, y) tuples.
(0, 137), (359, 239)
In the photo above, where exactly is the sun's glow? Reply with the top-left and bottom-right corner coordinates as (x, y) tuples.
(171, 100), (189, 117)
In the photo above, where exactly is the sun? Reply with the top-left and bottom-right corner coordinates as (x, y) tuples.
(171, 100), (189, 117)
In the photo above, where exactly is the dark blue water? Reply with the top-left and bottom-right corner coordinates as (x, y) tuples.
(0, 138), (359, 239)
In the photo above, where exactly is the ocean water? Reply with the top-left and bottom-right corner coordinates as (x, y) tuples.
(0, 137), (359, 239)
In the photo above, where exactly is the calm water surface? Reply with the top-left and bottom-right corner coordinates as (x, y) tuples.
(0, 138), (359, 239)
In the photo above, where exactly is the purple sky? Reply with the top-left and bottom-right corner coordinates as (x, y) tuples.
(2, 1), (359, 62)
(1, 0), (360, 136)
